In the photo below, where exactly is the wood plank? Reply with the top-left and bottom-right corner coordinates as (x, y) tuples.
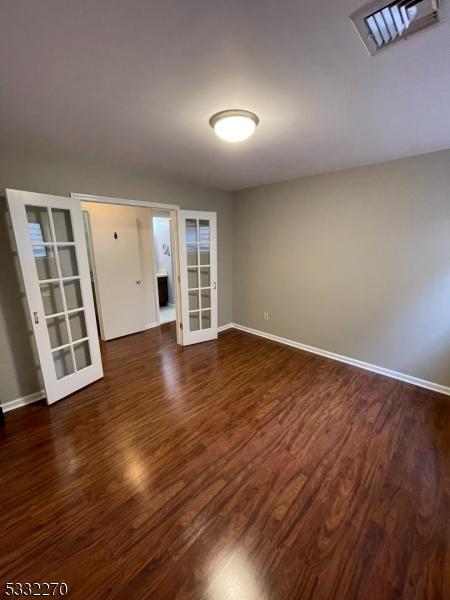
(1, 323), (449, 599)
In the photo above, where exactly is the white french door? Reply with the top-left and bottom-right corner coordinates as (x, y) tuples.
(7, 190), (103, 404)
(178, 211), (217, 345)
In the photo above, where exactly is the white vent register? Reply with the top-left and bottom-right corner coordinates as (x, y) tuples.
(351, 0), (441, 55)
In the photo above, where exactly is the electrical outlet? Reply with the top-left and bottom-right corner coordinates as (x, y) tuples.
(264, 312), (269, 320)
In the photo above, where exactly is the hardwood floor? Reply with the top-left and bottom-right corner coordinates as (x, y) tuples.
(1, 324), (449, 599)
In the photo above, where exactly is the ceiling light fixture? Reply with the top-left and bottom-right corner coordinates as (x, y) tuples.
(209, 109), (259, 142)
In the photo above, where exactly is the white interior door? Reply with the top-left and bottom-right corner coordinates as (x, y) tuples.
(7, 189), (103, 404)
(82, 203), (149, 340)
(178, 210), (217, 345)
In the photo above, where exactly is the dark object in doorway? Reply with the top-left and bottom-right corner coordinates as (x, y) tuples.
(158, 275), (168, 306)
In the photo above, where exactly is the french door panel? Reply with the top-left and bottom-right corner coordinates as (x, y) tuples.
(7, 189), (103, 404)
(179, 210), (217, 345)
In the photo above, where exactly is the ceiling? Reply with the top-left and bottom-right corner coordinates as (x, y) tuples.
(1, 0), (449, 190)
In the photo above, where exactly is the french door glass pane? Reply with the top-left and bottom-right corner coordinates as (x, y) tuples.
(40, 282), (64, 315)
(52, 208), (74, 242)
(53, 347), (75, 379)
(186, 219), (198, 243)
(188, 290), (199, 311)
(200, 267), (210, 288)
(201, 289), (211, 309)
(69, 310), (87, 341)
(47, 316), (69, 349)
(199, 219), (210, 265)
(199, 220), (210, 243)
(35, 246), (58, 280)
(74, 340), (91, 370)
(200, 247), (210, 265)
(63, 279), (83, 310)
(187, 244), (198, 266)
(189, 311), (200, 331)
(201, 310), (211, 329)
(58, 246), (79, 277)
(188, 268), (199, 289)
(26, 206), (53, 243)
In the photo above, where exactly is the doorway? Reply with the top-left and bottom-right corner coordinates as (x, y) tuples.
(80, 202), (181, 343)
(152, 210), (176, 325)
(7, 189), (219, 406)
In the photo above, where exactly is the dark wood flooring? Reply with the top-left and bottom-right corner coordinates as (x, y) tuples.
(1, 324), (449, 599)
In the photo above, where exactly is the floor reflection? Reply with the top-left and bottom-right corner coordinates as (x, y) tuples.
(206, 547), (268, 600)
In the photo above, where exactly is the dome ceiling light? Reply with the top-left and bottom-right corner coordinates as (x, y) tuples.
(209, 109), (259, 143)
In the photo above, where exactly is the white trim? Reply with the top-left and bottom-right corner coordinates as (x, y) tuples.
(144, 322), (160, 330)
(149, 212), (161, 326)
(71, 193), (179, 211)
(170, 209), (183, 345)
(218, 323), (234, 333)
(3, 390), (46, 413)
(82, 209), (105, 340)
(229, 323), (450, 397)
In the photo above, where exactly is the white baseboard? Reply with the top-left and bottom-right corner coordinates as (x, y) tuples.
(3, 390), (46, 413)
(218, 323), (234, 333)
(144, 322), (160, 330)
(6, 323), (447, 415)
(230, 323), (450, 397)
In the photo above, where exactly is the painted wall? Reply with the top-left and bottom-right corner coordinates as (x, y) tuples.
(82, 202), (158, 340)
(153, 216), (174, 304)
(0, 141), (233, 405)
(2, 140), (449, 405)
(233, 149), (450, 387)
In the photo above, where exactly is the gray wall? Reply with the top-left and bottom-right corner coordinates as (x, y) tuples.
(0, 141), (233, 405)
(2, 142), (449, 404)
(233, 150), (450, 387)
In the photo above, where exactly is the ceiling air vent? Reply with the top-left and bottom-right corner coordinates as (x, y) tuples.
(351, 0), (441, 55)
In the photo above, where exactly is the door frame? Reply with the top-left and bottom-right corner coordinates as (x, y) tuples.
(150, 209), (178, 326)
(71, 193), (183, 345)
(82, 209), (105, 339)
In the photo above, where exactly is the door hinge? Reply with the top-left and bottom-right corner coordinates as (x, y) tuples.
(180, 322), (183, 330)
(33, 311), (39, 324)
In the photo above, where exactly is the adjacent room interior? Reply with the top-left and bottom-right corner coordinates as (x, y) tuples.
(152, 210), (176, 324)
(0, 1), (449, 598)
